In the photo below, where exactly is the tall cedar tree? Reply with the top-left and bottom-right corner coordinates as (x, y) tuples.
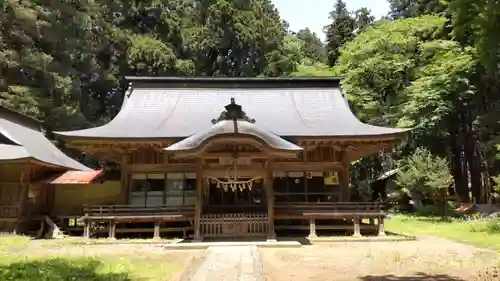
(295, 28), (326, 63)
(354, 8), (375, 32)
(324, 0), (355, 66)
(388, 0), (448, 19)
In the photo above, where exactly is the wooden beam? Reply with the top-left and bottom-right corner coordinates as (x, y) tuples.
(128, 161), (343, 173)
(338, 148), (350, 202)
(270, 162), (342, 171)
(189, 152), (285, 159)
(203, 168), (266, 178)
(15, 164), (31, 234)
(265, 170), (276, 241)
(129, 163), (197, 172)
(120, 154), (131, 204)
(193, 159), (203, 241)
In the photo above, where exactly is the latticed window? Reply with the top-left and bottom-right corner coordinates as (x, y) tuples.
(129, 173), (196, 207)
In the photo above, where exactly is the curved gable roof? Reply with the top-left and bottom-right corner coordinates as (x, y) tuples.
(165, 120), (304, 152)
(0, 106), (91, 171)
(55, 77), (409, 139)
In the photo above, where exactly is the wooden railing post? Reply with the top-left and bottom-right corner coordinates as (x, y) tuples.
(83, 218), (90, 238)
(108, 220), (116, 239)
(377, 216), (386, 236)
(353, 216), (361, 237)
(82, 205), (90, 238)
(308, 217), (317, 239)
(153, 220), (161, 240)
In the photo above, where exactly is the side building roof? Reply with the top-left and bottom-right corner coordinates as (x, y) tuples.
(0, 106), (91, 171)
(55, 77), (409, 139)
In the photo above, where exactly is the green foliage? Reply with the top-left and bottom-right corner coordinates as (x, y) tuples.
(0, 0), (296, 128)
(396, 147), (453, 198)
(486, 218), (500, 234)
(412, 201), (462, 217)
(324, 0), (356, 66)
(0, 235), (30, 250)
(388, 0), (448, 19)
(0, 258), (132, 281)
(290, 60), (334, 77)
(469, 217), (500, 234)
(337, 16), (448, 125)
(354, 7), (375, 31)
(492, 175), (500, 193)
(295, 28), (327, 63)
(399, 40), (476, 132)
(126, 34), (176, 76)
(387, 214), (500, 250)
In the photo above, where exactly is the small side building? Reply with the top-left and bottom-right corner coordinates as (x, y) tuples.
(0, 106), (91, 233)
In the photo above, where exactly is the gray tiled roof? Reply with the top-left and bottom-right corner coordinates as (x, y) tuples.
(0, 108), (91, 171)
(165, 120), (304, 152)
(0, 144), (30, 160)
(56, 78), (408, 139)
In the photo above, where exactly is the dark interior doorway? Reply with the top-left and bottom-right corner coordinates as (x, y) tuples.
(206, 178), (266, 213)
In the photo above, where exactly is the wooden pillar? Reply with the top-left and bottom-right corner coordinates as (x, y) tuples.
(153, 221), (161, 240)
(83, 218), (90, 238)
(120, 154), (131, 204)
(108, 220), (116, 239)
(265, 170), (276, 241)
(193, 160), (203, 241)
(308, 217), (317, 239)
(339, 149), (351, 202)
(377, 216), (386, 236)
(44, 184), (56, 216)
(15, 165), (31, 234)
(353, 216), (361, 237)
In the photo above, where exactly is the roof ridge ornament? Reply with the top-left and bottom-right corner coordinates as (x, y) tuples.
(211, 97), (256, 124)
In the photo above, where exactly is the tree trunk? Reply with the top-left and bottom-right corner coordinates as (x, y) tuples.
(449, 114), (469, 203)
(463, 103), (483, 203)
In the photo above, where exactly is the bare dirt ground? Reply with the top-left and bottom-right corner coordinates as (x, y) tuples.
(259, 236), (500, 281)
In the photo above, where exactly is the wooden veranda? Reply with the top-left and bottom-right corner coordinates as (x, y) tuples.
(80, 201), (386, 240)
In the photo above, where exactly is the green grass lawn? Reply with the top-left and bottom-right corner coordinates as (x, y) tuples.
(386, 214), (500, 251)
(0, 235), (193, 281)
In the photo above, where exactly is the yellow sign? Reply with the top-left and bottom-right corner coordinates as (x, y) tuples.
(324, 171), (339, 185)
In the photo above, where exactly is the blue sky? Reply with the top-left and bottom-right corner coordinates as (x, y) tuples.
(272, 0), (390, 41)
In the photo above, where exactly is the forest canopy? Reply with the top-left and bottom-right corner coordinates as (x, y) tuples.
(1, 0), (500, 204)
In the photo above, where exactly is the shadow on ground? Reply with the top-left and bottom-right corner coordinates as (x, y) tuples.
(0, 258), (132, 281)
(358, 273), (466, 281)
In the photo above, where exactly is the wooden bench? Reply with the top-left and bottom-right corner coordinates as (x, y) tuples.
(81, 204), (195, 239)
(274, 202), (386, 237)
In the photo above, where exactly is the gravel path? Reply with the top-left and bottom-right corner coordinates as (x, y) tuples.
(184, 246), (264, 281)
(259, 236), (499, 281)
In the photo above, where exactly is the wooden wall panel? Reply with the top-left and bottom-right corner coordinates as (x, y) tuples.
(52, 181), (121, 216)
(0, 164), (23, 182)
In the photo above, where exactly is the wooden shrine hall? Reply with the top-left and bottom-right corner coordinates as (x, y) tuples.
(0, 105), (92, 234)
(55, 77), (409, 240)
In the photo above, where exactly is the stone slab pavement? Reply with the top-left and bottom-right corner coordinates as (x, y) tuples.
(183, 245), (265, 281)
